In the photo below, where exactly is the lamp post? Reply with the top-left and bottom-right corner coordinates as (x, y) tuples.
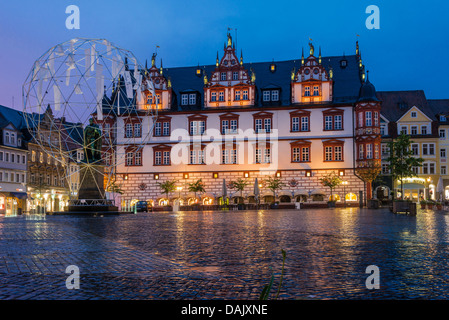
(426, 177), (432, 200)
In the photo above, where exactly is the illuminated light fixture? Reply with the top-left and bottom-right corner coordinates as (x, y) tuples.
(243, 172), (250, 178)
(305, 170), (312, 177)
(275, 171), (281, 178)
(154, 174), (159, 180)
(270, 62), (276, 73)
(212, 172), (219, 179)
(196, 65), (202, 76)
(183, 173), (189, 179)
(339, 170), (345, 176)
(123, 174), (128, 180)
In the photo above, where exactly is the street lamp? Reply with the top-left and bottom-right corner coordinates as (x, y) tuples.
(426, 177), (432, 200)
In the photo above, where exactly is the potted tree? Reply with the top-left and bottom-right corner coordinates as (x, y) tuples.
(230, 178), (249, 210)
(436, 202), (443, 210)
(157, 179), (177, 211)
(356, 160), (382, 209)
(420, 200), (427, 209)
(320, 172), (342, 208)
(264, 176), (285, 209)
(386, 133), (424, 214)
(188, 179), (206, 210)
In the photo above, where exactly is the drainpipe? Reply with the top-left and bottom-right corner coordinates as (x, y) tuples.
(352, 103), (367, 207)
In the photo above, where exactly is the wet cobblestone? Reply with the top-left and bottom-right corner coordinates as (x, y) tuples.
(1, 208), (449, 299)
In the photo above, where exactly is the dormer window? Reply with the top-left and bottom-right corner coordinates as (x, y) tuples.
(440, 115), (447, 122)
(189, 94), (196, 105)
(340, 59), (347, 68)
(221, 72), (227, 81)
(233, 72), (239, 80)
(262, 89), (280, 103)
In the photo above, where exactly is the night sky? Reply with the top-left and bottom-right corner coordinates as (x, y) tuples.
(0, 0), (448, 108)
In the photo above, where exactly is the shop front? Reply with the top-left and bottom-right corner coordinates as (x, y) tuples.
(0, 192), (27, 216)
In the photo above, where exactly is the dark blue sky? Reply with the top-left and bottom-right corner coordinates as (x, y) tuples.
(1, 0), (448, 108)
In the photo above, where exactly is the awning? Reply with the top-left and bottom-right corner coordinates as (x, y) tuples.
(11, 192), (27, 199)
(0, 192), (27, 199)
(398, 183), (425, 189)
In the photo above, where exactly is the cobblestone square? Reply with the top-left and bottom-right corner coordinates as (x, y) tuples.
(1, 208), (449, 299)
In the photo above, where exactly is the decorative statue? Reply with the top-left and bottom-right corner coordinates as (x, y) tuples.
(309, 42), (314, 56)
(151, 52), (156, 67)
(83, 118), (102, 162)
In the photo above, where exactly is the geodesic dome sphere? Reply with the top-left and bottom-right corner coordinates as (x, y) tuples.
(22, 38), (157, 193)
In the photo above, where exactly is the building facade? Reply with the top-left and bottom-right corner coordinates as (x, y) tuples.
(96, 36), (383, 207)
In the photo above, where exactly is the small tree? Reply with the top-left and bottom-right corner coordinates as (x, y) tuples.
(356, 159), (382, 200)
(157, 179), (177, 202)
(320, 171), (342, 202)
(230, 178), (249, 203)
(386, 133), (424, 200)
(188, 179), (206, 202)
(264, 176), (285, 203)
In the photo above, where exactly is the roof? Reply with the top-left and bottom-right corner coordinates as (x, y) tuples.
(376, 90), (437, 122)
(162, 54), (363, 110)
(428, 99), (449, 116)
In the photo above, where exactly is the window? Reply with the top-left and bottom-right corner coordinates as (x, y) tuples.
(162, 122), (170, 136)
(134, 123), (141, 137)
(232, 72), (238, 80)
(242, 90), (248, 100)
(411, 144), (419, 155)
(189, 94), (196, 105)
(255, 149), (262, 163)
(411, 126), (418, 135)
(301, 147), (310, 162)
(219, 91), (225, 102)
(411, 111), (417, 118)
(324, 142), (344, 161)
(313, 86), (319, 96)
(381, 144), (390, 157)
(22, 155), (25, 164)
(423, 162), (436, 174)
(442, 166), (447, 175)
(374, 112), (379, 126)
(263, 91), (270, 102)
(155, 151), (162, 165)
(135, 151), (142, 166)
(421, 126), (428, 135)
(440, 115), (447, 122)
(380, 125), (386, 136)
(400, 127), (407, 135)
(271, 90), (279, 101)
(323, 111), (344, 131)
(301, 117), (309, 131)
(365, 112), (372, 126)
(264, 118), (271, 133)
(440, 129), (446, 139)
(235, 90), (241, 101)
(211, 92), (217, 102)
(334, 115), (342, 130)
(304, 86), (311, 97)
(264, 148), (271, 163)
(181, 94), (188, 105)
(190, 120), (206, 135)
(292, 117), (299, 132)
(423, 143), (435, 155)
(5, 132), (9, 144)
(125, 123), (133, 138)
(10, 133), (15, 145)
(366, 144), (373, 159)
(292, 147), (301, 162)
(441, 148), (446, 158)
(126, 152), (133, 166)
(163, 151), (170, 165)
(32, 151), (36, 162)
(222, 149), (229, 164)
(359, 144), (364, 160)
(11, 154), (14, 163)
(221, 72), (226, 81)
(154, 122), (161, 136)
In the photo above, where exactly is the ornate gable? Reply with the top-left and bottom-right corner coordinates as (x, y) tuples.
(141, 53), (172, 110)
(291, 43), (333, 104)
(204, 32), (255, 108)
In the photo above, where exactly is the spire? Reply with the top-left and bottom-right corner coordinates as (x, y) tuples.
(240, 49), (243, 66)
(160, 58), (163, 75)
(145, 59), (148, 70)
(356, 40), (360, 56)
(301, 48), (304, 65)
(216, 51), (219, 67)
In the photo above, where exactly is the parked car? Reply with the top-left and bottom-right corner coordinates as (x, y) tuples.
(134, 201), (149, 212)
